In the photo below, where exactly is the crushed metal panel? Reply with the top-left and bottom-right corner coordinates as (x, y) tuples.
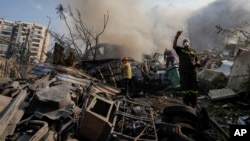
(56, 73), (91, 86)
(110, 99), (158, 141)
(227, 49), (250, 91)
(79, 111), (112, 141)
(29, 63), (53, 76)
(79, 93), (114, 141)
(55, 65), (95, 80)
(208, 88), (237, 100)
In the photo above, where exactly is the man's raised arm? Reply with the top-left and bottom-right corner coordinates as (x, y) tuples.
(173, 31), (183, 49)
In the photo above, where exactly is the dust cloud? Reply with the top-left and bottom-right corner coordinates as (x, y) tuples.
(61, 0), (249, 60)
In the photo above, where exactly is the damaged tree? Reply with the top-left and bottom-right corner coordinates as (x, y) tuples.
(216, 24), (250, 47)
(53, 4), (109, 61)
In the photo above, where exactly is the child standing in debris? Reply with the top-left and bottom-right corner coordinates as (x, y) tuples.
(121, 57), (133, 98)
(173, 31), (200, 108)
(164, 48), (176, 69)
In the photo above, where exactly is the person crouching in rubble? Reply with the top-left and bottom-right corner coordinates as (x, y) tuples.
(173, 31), (200, 108)
(121, 57), (133, 98)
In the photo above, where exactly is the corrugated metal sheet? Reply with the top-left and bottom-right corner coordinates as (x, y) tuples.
(56, 73), (91, 86)
(29, 63), (53, 76)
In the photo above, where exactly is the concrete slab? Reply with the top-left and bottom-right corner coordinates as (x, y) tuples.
(208, 88), (237, 100)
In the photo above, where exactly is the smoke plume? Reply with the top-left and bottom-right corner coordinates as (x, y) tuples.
(188, 0), (250, 52)
(60, 0), (193, 61)
(61, 0), (250, 60)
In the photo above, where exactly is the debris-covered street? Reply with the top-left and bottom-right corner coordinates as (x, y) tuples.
(1, 0), (250, 141)
(1, 43), (250, 140)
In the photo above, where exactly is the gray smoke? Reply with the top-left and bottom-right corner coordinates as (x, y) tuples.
(61, 0), (194, 61)
(61, 0), (250, 60)
(188, 0), (250, 52)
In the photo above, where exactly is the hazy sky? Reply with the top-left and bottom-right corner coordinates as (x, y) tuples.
(0, 0), (215, 32)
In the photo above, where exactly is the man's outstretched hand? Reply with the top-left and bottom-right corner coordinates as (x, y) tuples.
(176, 31), (183, 37)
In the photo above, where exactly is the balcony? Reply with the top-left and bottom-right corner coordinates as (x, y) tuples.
(2, 26), (13, 31)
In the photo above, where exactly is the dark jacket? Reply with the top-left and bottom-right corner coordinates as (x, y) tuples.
(174, 46), (199, 73)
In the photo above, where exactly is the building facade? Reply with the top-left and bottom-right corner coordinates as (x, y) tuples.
(0, 18), (50, 63)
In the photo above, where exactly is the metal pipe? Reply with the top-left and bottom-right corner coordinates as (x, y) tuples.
(208, 117), (230, 141)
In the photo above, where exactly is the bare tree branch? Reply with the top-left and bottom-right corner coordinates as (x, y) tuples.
(93, 11), (109, 60)
(53, 4), (109, 61)
(216, 24), (250, 46)
(56, 4), (82, 59)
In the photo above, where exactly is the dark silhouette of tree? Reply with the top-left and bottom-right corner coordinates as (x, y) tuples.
(54, 4), (109, 61)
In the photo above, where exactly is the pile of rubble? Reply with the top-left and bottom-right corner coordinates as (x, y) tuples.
(0, 63), (234, 141)
(1, 44), (250, 141)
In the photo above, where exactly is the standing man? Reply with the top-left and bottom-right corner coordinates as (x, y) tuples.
(164, 48), (176, 69)
(121, 57), (133, 98)
(141, 59), (150, 94)
(141, 59), (150, 82)
(173, 31), (200, 108)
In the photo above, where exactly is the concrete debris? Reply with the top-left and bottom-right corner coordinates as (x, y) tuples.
(1, 45), (250, 141)
(0, 62), (233, 141)
(198, 69), (228, 93)
(208, 88), (237, 100)
(227, 49), (250, 92)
